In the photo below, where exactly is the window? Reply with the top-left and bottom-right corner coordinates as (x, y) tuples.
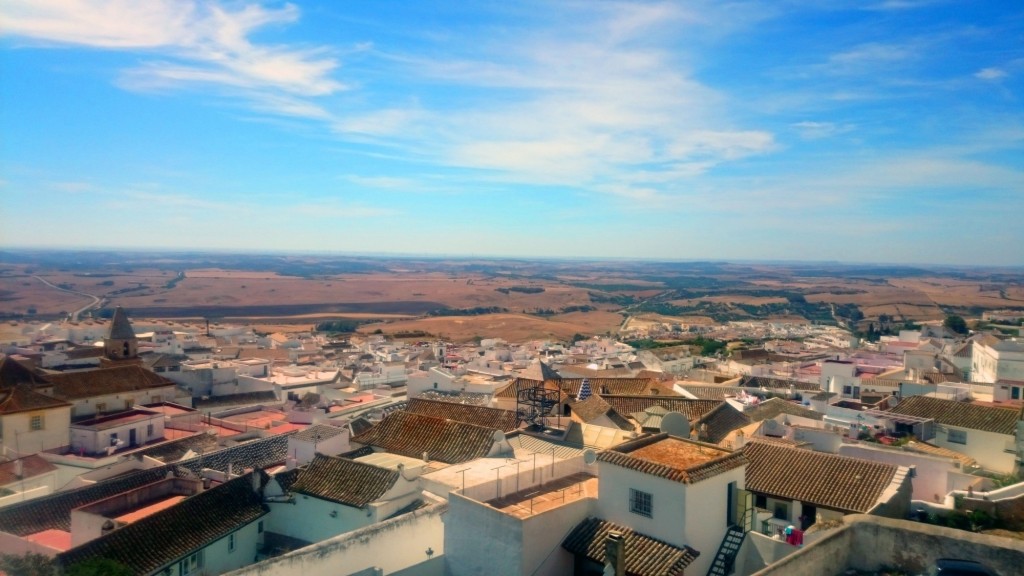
(178, 551), (202, 575)
(629, 488), (653, 518)
(773, 502), (789, 520)
(147, 424), (154, 437)
(228, 533), (236, 553)
(948, 429), (967, 445)
(95, 402), (107, 413)
(30, 415), (44, 431)
(258, 520), (264, 534)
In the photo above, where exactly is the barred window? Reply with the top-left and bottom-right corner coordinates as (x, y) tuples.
(629, 488), (653, 518)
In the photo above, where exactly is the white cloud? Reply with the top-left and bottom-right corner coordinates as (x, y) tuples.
(975, 67), (1007, 81)
(1, 1), (343, 110)
(791, 121), (855, 140)
(399, 3), (776, 195)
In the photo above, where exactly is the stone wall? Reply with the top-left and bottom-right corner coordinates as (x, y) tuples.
(750, 515), (1024, 576)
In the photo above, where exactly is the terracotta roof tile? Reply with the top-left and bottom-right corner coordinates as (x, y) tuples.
(598, 433), (746, 484)
(886, 396), (1021, 435)
(562, 517), (699, 576)
(57, 472), (267, 575)
(0, 357), (52, 388)
(290, 454), (399, 507)
(405, 397), (521, 432)
(0, 455), (57, 486)
(0, 383), (72, 415)
(351, 411), (500, 464)
(740, 375), (820, 391)
(743, 440), (897, 513)
(0, 434), (290, 536)
(46, 365), (177, 400)
(496, 378), (662, 399)
(292, 423), (347, 443)
(745, 398), (824, 422)
(601, 395), (721, 422)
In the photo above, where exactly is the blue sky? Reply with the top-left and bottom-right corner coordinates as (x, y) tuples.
(1, 1), (1022, 265)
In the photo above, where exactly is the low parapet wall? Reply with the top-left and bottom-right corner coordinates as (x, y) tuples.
(223, 495), (447, 576)
(751, 515), (1024, 576)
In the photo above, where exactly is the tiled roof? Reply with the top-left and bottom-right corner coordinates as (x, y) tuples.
(0, 434), (290, 536)
(46, 365), (177, 399)
(0, 357), (52, 387)
(676, 385), (732, 400)
(562, 517), (699, 576)
(405, 397), (522, 432)
(351, 411), (500, 464)
(745, 398), (824, 422)
(106, 307), (136, 340)
(0, 383), (72, 415)
(598, 433), (746, 484)
(601, 395), (722, 423)
(0, 455), (57, 486)
(237, 348), (292, 362)
(571, 395), (614, 422)
(273, 468), (302, 493)
(519, 359), (561, 381)
(743, 441), (897, 513)
(496, 378), (661, 399)
(292, 423), (347, 443)
(57, 472), (267, 575)
(887, 396), (1021, 435)
(290, 454), (399, 507)
(135, 433), (221, 463)
(903, 441), (977, 467)
(192, 391), (277, 408)
(696, 403), (752, 444)
(740, 375), (820, 391)
(349, 416), (375, 437)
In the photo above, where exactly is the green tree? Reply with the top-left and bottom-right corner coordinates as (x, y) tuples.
(0, 553), (59, 576)
(944, 315), (968, 335)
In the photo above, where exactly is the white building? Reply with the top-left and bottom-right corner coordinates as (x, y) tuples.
(886, 395), (1022, 474)
(972, 338), (1024, 384)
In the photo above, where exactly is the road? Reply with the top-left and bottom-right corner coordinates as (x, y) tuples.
(32, 275), (104, 322)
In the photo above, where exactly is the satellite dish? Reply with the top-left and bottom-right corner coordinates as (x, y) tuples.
(661, 412), (690, 438)
(583, 449), (598, 465)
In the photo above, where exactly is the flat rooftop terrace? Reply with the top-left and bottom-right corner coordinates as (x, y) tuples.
(486, 472), (597, 519)
(628, 436), (733, 469)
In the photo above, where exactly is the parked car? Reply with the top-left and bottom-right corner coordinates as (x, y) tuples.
(930, 558), (998, 576)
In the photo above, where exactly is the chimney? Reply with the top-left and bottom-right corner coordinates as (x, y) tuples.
(605, 532), (625, 576)
(734, 429), (746, 449)
(14, 459), (23, 479)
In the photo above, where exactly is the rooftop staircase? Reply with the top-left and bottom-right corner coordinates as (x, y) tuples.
(706, 524), (746, 576)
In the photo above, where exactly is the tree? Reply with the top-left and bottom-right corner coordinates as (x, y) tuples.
(944, 315), (968, 335)
(0, 553), (59, 576)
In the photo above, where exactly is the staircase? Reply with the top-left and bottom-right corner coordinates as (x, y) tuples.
(706, 525), (746, 576)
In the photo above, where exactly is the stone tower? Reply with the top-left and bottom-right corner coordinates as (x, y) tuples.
(103, 306), (139, 362)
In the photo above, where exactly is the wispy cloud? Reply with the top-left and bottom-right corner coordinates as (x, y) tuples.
(791, 121), (855, 140)
(975, 67), (1007, 81)
(396, 3), (776, 195)
(1, 1), (343, 114)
